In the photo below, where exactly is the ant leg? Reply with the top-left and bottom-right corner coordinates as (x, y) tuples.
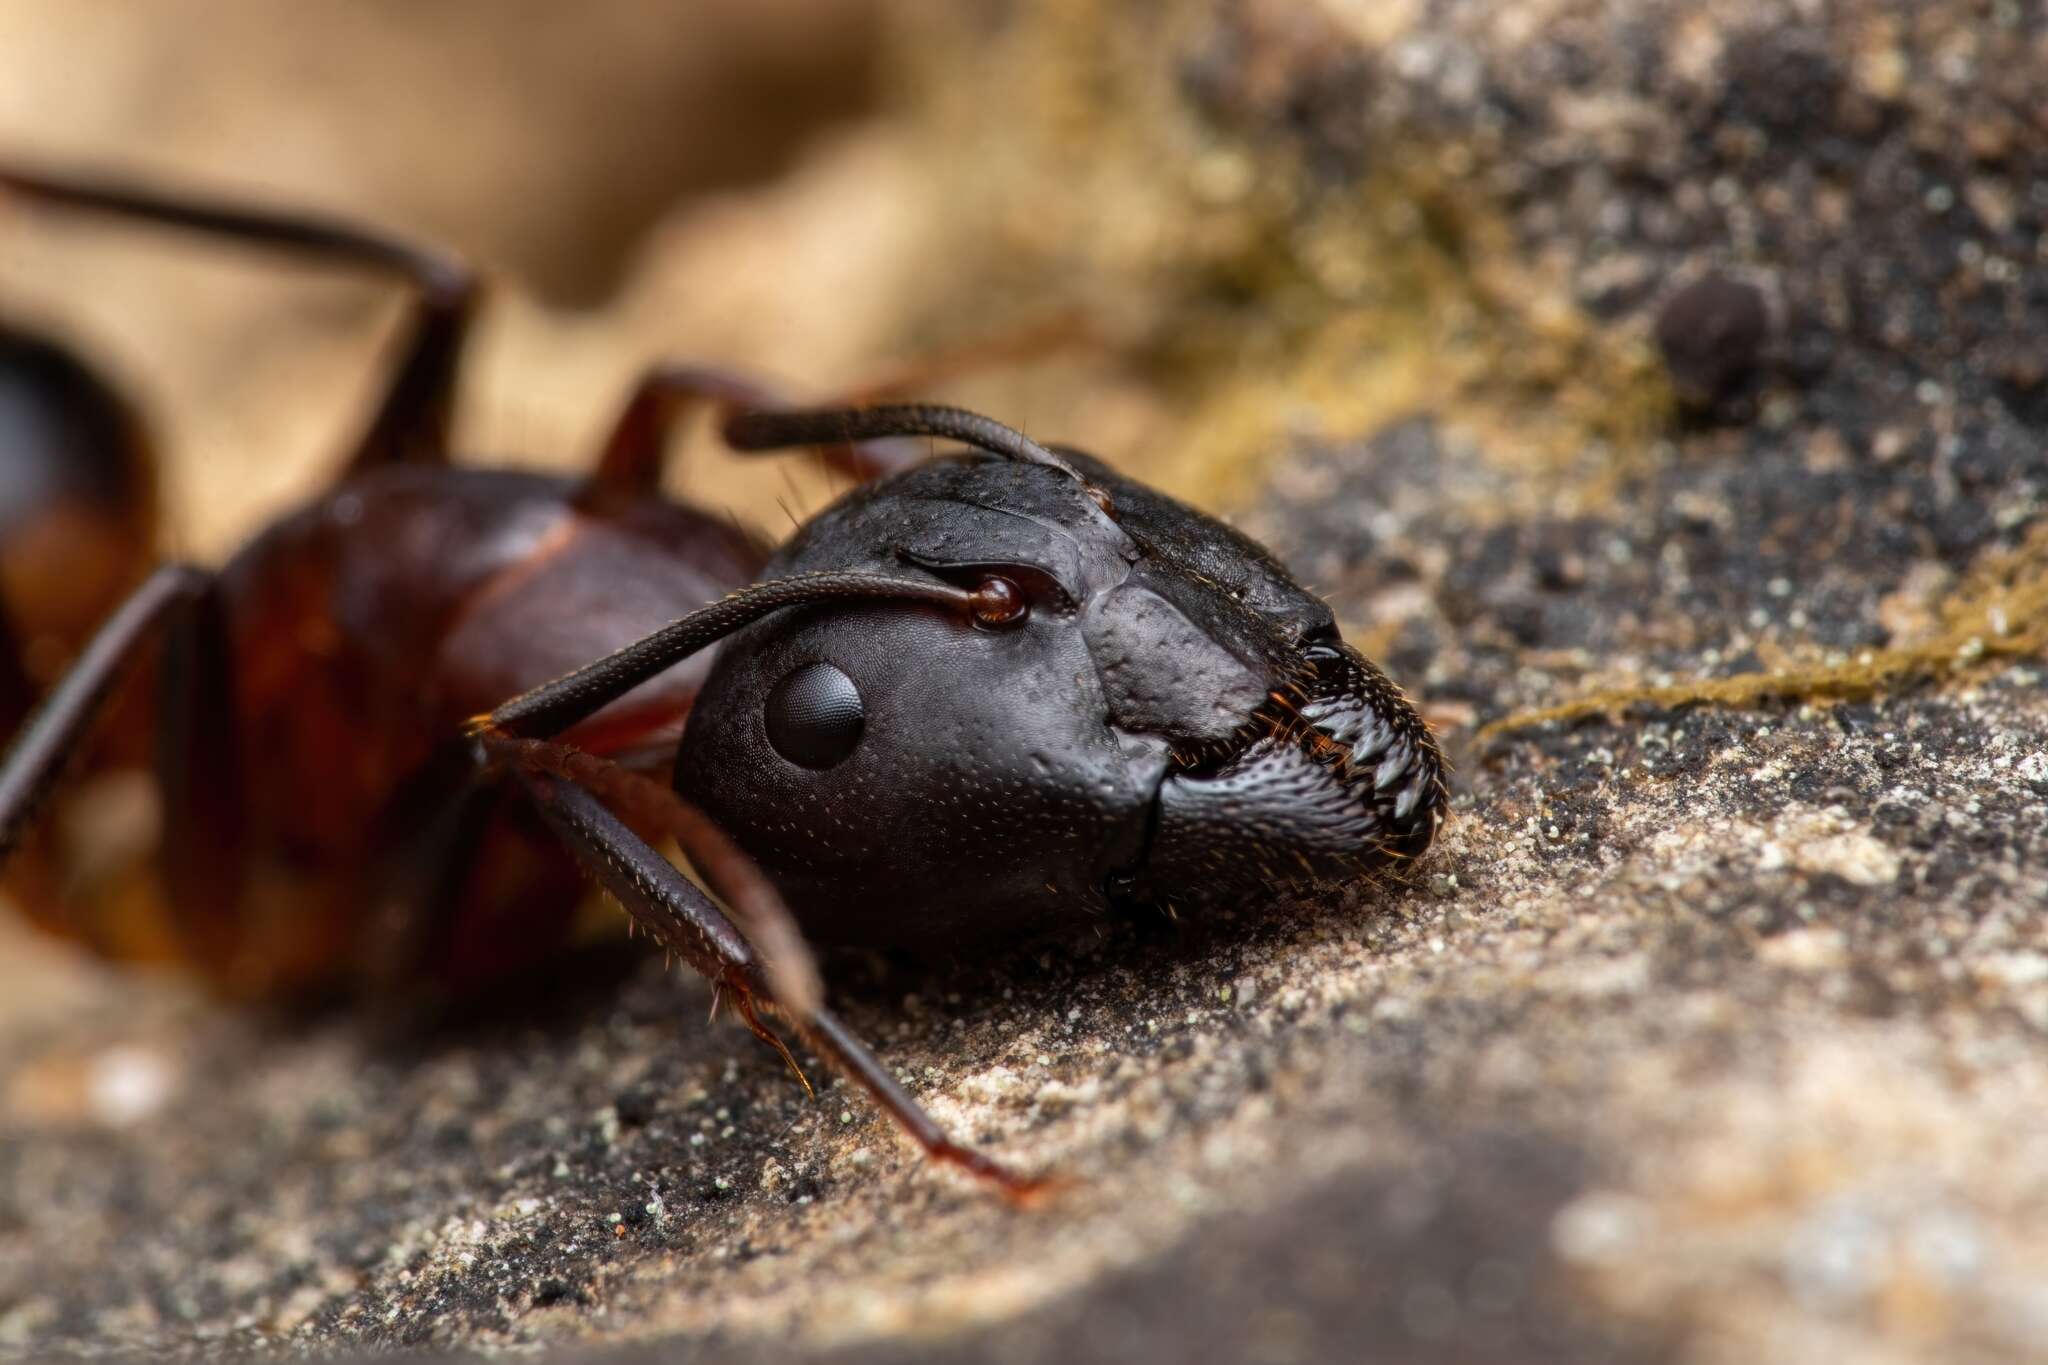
(351, 743), (500, 988)
(340, 269), (476, 474)
(353, 723), (822, 1009)
(578, 366), (918, 513)
(153, 574), (248, 973)
(502, 757), (1047, 1198)
(0, 164), (477, 471)
(0, 565), (209, 859)
(578, 315), (1096, 509)
(472, 729), (821, 1013)
(0, 563), (250, 974)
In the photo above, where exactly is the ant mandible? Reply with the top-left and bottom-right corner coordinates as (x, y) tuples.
(0, 164), (1447, 1197)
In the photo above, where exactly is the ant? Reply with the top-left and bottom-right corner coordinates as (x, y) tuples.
(0, 163), (1447, 1197)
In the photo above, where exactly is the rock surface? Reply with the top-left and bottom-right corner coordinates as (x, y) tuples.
(1, 2), (2045, 1362)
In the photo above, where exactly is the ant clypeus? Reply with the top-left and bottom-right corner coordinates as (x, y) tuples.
(0, 163), (1447, 1197)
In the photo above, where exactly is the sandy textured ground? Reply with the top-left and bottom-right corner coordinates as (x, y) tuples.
(1, 3), (2044, 1362)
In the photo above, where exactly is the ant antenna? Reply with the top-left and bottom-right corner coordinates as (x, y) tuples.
(725, 404), (1113, 514)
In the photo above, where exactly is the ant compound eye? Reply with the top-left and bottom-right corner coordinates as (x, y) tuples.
(765, 661), (865, 769)
(969, 575), (1028, 630)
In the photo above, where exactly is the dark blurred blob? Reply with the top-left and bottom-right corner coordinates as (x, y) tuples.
(1654, 272), (1770, 412)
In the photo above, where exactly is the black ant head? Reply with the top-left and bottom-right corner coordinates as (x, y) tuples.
(676, 414), (1446, 947)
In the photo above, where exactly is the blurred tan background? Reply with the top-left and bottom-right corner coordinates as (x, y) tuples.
(0, 0), (1156, 564)
(0, 0), (885, 303)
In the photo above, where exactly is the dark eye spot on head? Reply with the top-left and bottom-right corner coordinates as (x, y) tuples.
(766, 661), (865, 769)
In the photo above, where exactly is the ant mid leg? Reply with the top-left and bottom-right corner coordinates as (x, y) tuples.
(0, 163), (478, 474)
(578, 315), (1099, 511)
(578, 365), (926, 514)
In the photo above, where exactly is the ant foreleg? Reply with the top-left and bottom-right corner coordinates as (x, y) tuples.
(801, 1006), (1056, 1202)
(506, 764), (1048, 1200)
(471, 728), (820, 1016)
